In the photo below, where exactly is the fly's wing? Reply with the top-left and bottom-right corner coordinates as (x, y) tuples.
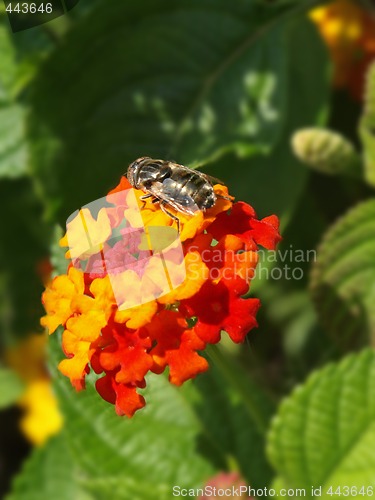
(148, 179), (199, 215)
(169, 162), (226, 186)
(201, 172), (226, 186)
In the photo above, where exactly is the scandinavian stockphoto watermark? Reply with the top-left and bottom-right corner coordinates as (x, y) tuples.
(255, 245), (317, 281)
(187, 244), (317, 283)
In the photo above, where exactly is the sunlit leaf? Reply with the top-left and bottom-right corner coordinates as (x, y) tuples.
(28, 0), (326, 223)
(268, 349), (375, 496)
(208, 16), (329, 227)
(0, 25), (27, 179)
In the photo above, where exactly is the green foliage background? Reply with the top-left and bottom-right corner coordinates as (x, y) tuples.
(1, 0), (375, 498)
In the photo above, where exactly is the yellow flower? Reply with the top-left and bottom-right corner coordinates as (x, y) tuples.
(18, 379), (63, 447)
(6, 334), (63, 446)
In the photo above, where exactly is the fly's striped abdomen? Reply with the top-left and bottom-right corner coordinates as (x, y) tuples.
(168, 170), (216, 211)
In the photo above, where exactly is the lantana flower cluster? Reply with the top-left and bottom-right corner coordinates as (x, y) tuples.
(310, 0), (375, 100)
(41, 176), (280, 417)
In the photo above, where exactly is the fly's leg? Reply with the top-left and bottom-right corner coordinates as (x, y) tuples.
(160, 201), (180, 233)
(140, 193), (155, 209)
(216, 194), (233, 202)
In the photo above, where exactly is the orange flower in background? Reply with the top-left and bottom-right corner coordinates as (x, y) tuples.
(41, 175), (281, 417)
(310, 0), (375, 100)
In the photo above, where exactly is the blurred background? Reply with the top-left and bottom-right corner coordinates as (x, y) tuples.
(1, 0), (375, 498)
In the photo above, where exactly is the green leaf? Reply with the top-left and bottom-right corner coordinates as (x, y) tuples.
(0, 102), (28, 179)
(209, 15), (329, 227)
(0, 23), (18, 97)
(7, 434), (91, 500)
(0, 179), (49, 346)
(310, 199), (375, 348)
(0, 14), (58, 98)
(269, 476), (288, 495)
(77, 477), (169, 500)
(0, 25), (28, 179)
(267, 349), (375, 496)
(0, 366), (24, 409)
(50, 224), (68, 276)
(40, 329), (275, 497)
(27, 0), (325, 223)
(48, 332), (216, 496)
(203, 344), (275, 487)
(0, 9), (69, 181)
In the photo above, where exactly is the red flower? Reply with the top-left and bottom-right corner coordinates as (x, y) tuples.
(181, 280), (260, 344)
(95, 373), (146, 417)
(208, 202), (281, 250)
(98, 322), (153, 385)
(144, 310), (209, 385)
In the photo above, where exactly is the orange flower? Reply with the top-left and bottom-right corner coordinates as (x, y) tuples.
(40, 267), (86, 334)
(310, 0), (375, 100)
(59, 310), (107, 389)
(41, 175), (280, 416)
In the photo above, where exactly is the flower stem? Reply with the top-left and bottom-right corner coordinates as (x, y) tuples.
(206, 343), (275, 436)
